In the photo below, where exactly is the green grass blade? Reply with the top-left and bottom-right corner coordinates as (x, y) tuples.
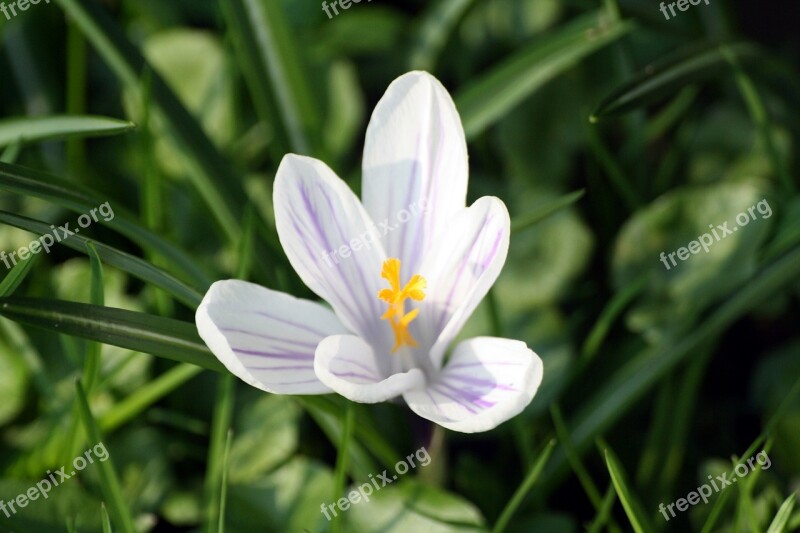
(0, 161), (213, 290)
(590, 42), (759, 120)
(491, 439), (556, 533)
(53, 0), (247, 243)
(220, 0), (289, 160)
(580, 273), (648, 364)
(540, 242), (800, 491)
(510, 189), (586, 233)
(0, 210), (202, 307)
(456, 10), (633, 138)
(604, 446), (652, 533)
(0, 115), (134, 148)
(766, 493), (797, 533)
(0, 297), (223, 371)
(83, 242), (104, 393)
(408, 0), (476, 71)
(0, 253), (37, 297)
(204, 374), (235, 533)
(99, 363), (204, 432)
(100, 503), (112, 533)
(74, 379), (136, 533)
(222, 0), (320, 156)
(331, 402), (355, 533)
(218, 430), (233, 533)
(721, 45), (793, 192)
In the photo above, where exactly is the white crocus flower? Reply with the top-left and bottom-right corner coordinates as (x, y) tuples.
(196, 71), (543, 433)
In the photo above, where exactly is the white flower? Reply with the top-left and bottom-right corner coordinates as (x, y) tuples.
(196, 71), (543, 433)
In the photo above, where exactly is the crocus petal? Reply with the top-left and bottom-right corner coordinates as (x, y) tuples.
(362, 71), (468, 274)
(403, 337), (543, 433)
(415, 196), (510, 368)
(196, 280), (348, 394)
(274, 154), (391, 349)
(315, 334), (426, 403)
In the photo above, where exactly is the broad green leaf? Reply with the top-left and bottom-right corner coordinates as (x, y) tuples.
(0, 333), (29, 425)
(0, 297), (222, 371)
(456, 10), (633, 138)
(349, 481), (486, 532)
(612, 180), (773, 343)
(0, 210), (202, 308)
(604, 447), (652, 533)
(228, 394), (299, 484)
(0, 115), (134, 148)
(0, 479), (103, 532)
(226, 457), (334, 532)
(0, 160), (213, 290)
(591, 42), (760, 120)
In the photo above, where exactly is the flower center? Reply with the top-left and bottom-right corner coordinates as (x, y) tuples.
(377, 258), (426, 353)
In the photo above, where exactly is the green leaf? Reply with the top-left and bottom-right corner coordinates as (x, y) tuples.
(604, 447), (652, 533)
(612, 181), (773, 343)
(492, 439), (556, 533)
(0, 210), (203, 308)
(226, 457), (334, 532)
(456, 10), (634, 138)
(53, 0), (248, 244)
(766, 493), (796, 533)
(83, 243), (104, 393)
(74, 379), (137, 533)
(0, 115), (134, 148)
(349, 481), (486, 532)
(0, 160), (213, 291)
(408, 0), (476, 71)
(539, 242), (800, 492)
(101, 503), (112, 533)
(590, 42), (759, 120)
(205, 374), (235, 533)
(0, 252), (37, 297)
(0, 297), (223, 371)
(222, 0), (320, 156)
(510, 189), (586, 233)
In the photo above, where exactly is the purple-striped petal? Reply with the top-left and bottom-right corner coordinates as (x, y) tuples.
(403, 337), (543, 433)
(315, 335), (425, 403)
(274, 155), (391, 351)
(414, 196), (510, 368)
(196, 280), (348, 394)
(361, 71), (468, 275)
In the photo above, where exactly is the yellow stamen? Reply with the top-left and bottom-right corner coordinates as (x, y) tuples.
(377, 258), (426, 353)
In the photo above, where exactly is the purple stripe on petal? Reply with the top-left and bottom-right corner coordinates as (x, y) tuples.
(430, 384), (478, 414)
(331, 371), (380, 382)
(446, 362), (525, 369)
(445, 373), (517, 391)
(248, 365), (316, 371)
(233, 348), (314, 361)
(219, 327), (320, 349)
(336, 357), (381, 379)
